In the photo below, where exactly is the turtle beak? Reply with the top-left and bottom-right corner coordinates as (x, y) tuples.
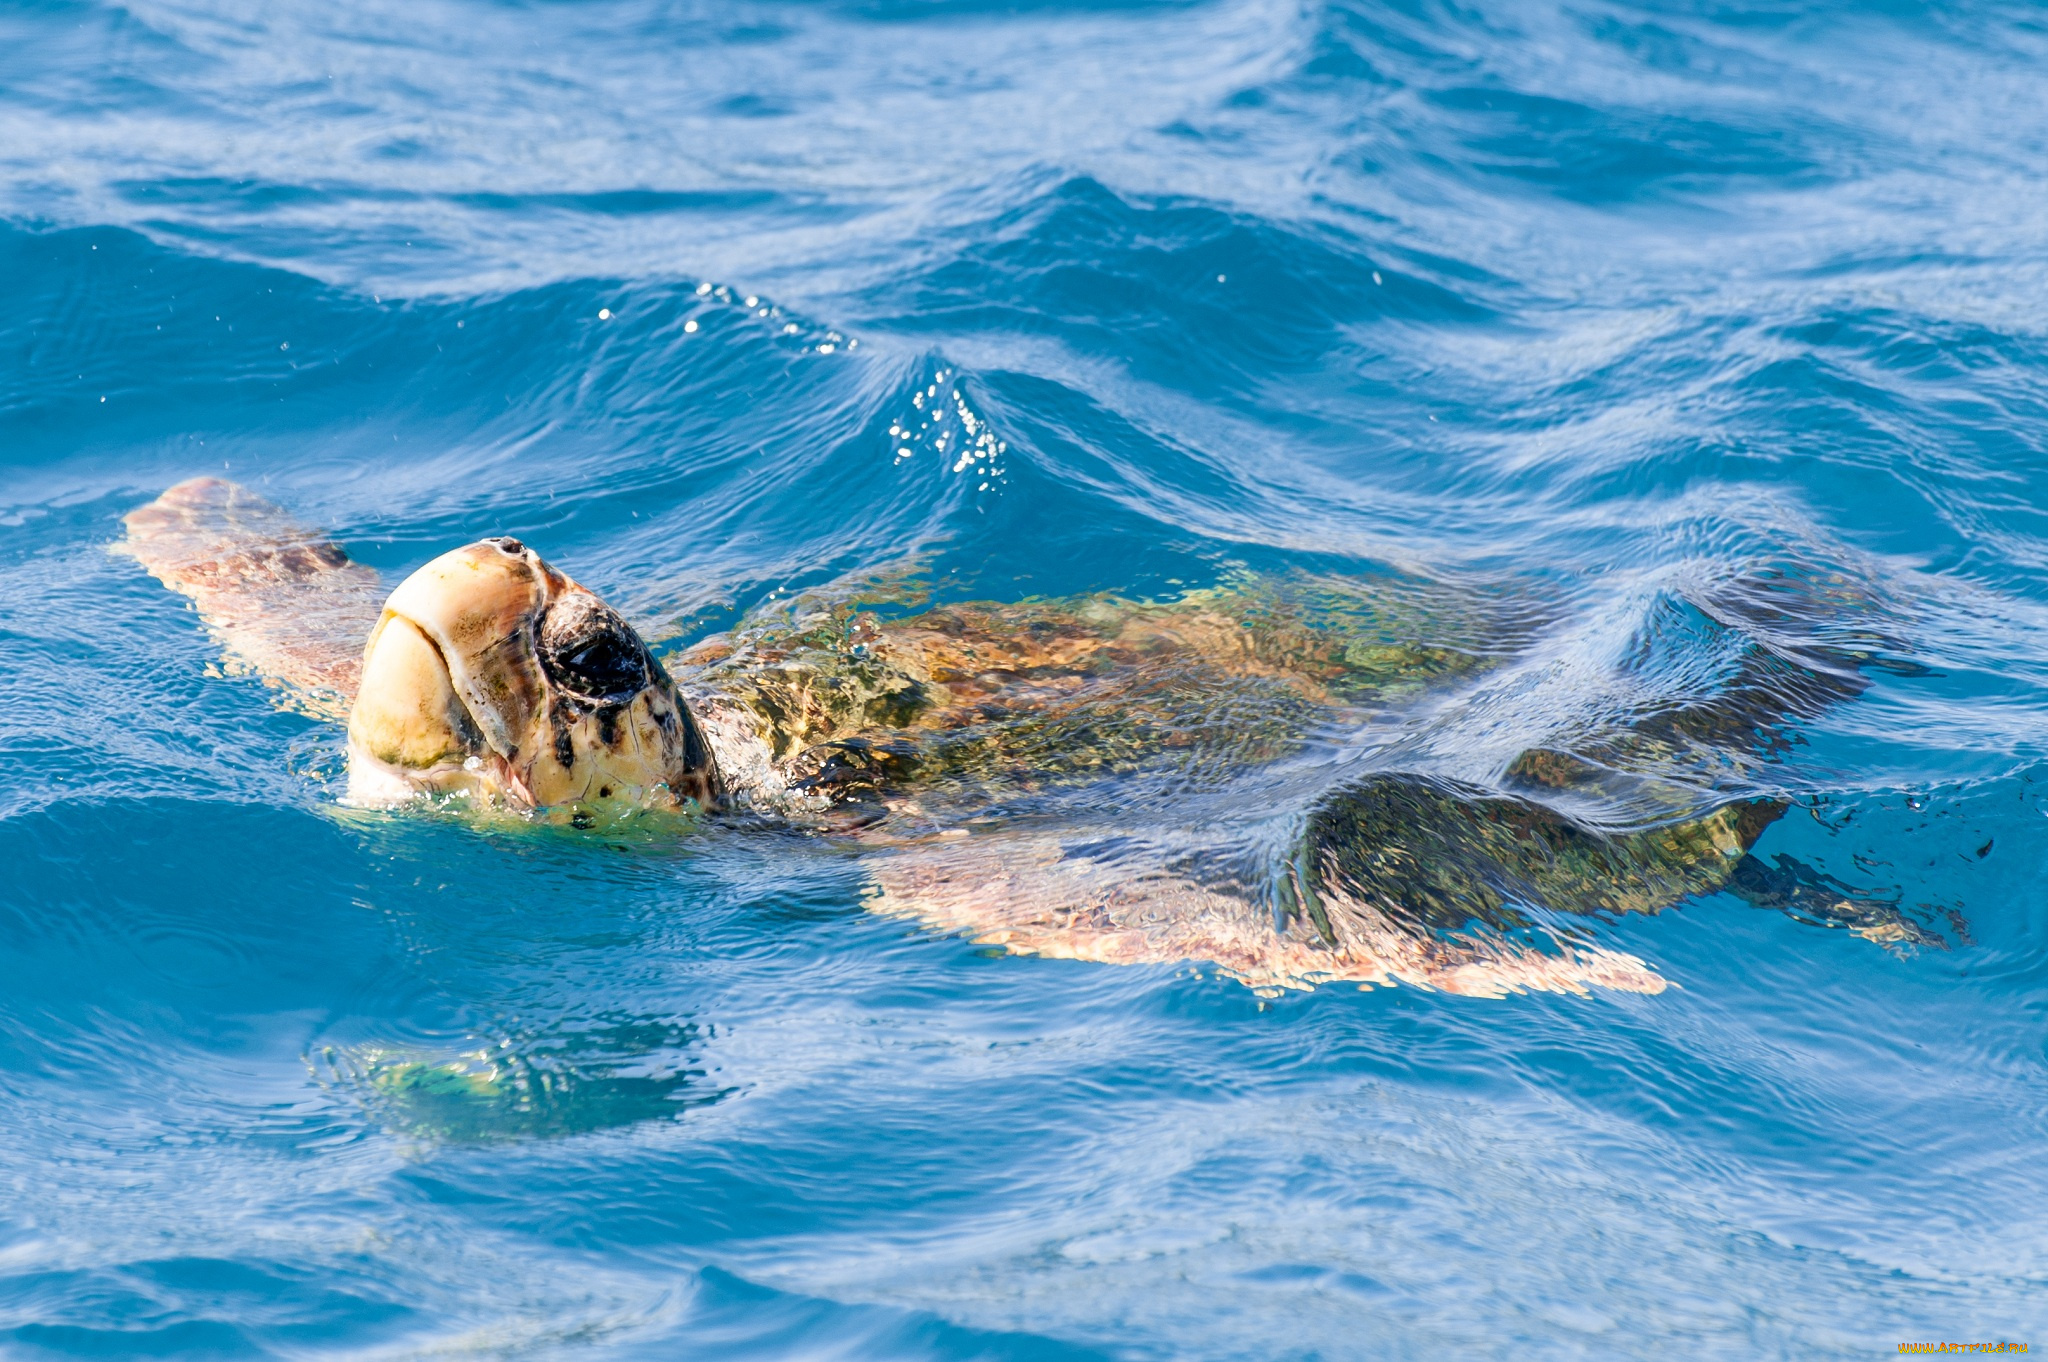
(346, 538), (721, 812)
(351, 537), (558, 774)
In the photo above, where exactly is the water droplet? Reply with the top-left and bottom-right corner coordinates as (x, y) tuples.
(683, 320), (698, 333)
(1217, 273), (1226, 282)
(1372, 271), (1383, 285)
(598, 308), (611, 320)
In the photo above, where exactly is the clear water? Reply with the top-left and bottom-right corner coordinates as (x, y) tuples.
(4, 1), (2048, 1355)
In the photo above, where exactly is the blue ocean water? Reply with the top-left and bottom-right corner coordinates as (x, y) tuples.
(5, 0), (2048, 1355)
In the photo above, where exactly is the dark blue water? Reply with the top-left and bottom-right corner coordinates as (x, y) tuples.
(6, 1), (2048, 1355)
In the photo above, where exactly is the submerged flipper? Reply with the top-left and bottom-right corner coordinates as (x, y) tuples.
(1289, 771), (1951, 963)
(1725, 852), (1950, 947)
(1295, 772), (1783, 939)
(864, 825), (1674, 998)
(120, 478), (383, 717)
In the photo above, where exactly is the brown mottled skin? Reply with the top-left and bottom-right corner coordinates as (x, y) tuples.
(122, 478), (1935, 998)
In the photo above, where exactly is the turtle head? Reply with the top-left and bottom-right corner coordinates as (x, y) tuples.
(345, 537), (721, 814)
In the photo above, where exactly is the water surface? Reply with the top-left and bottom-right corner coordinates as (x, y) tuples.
(4, 0), (2048, 1355)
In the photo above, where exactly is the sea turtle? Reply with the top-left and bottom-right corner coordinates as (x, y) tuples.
(122, 477), (1933, 1000)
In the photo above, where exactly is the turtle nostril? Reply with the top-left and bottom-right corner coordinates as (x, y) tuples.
(492, 537), (525, 556)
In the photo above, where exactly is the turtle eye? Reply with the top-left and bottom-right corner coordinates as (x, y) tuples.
(538, 594), (651, 702)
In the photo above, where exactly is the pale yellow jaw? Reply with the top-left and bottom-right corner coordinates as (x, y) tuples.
(347, 612), (479, 787)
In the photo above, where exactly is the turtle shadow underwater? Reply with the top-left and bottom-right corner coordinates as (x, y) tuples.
(120, 477), (1950, 1002)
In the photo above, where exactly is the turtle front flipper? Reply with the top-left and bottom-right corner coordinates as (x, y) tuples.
(864, 819), (1672, 999)
(121, 478), (385, 718)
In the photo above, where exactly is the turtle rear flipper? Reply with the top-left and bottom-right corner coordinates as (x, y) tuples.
(1298, 773), (1778, 939)
(1725, 852), (1951, 948)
